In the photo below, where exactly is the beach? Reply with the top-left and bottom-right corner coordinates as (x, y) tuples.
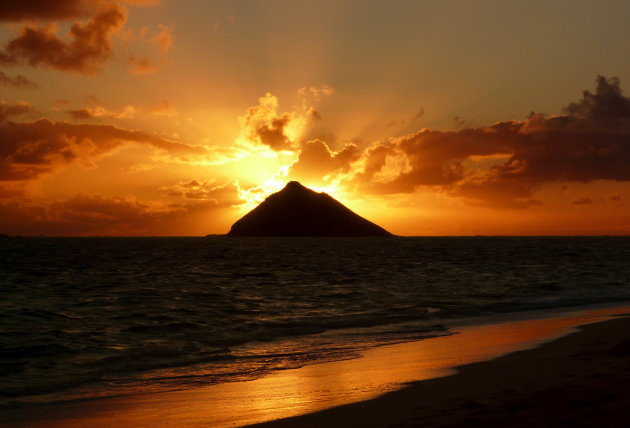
(2, 305), (629, 427)
(256, 309), (630, 427)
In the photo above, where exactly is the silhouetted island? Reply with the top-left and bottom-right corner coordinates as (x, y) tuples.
(227, 181), (393, 237)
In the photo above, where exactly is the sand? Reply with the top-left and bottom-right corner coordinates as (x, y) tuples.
(254, 312), (630, 427)
(3, 305), (630, 427)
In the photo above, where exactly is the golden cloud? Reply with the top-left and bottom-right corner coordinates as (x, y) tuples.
(0, 119), (221, 182)
(287, 76), (630, 209)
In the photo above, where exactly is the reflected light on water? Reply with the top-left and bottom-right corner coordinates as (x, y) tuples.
(6, 306), (627, 428)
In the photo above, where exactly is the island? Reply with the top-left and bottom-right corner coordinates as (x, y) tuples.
(227, 181), (393, 237)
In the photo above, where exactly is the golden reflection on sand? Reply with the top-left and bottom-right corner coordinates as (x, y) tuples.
(6, 306), (628, 428)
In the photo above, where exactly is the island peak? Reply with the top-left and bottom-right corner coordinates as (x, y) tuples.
(227, 182), (392, 237)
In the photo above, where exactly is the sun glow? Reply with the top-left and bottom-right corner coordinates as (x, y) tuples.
(302, 182), (345, 201)
(237, 168), (348, 213)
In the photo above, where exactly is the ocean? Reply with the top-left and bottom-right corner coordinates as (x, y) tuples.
(2, 236), (630, 408)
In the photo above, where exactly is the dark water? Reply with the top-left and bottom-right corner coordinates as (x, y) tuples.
(1, 236), (630, 407)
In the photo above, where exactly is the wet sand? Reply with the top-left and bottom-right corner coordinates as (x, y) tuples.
(255, 311), (630, 427)
(2, 305), (629, 427)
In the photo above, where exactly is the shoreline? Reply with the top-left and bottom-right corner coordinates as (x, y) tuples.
(2, 304), (629, 427)
(254, 309), (630, 427)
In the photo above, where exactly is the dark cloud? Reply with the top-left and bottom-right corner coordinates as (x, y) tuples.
(453, 116), (474, 129)
(349, 76), (630, 208)
(289, 140), (361, 184)
(0, 0), (95, 22)
(307, 107), (322, 120)
(0, 183), (24, 198)
(120, 0), (161, 6)
(571, 197), (592, 206)
(0, 182), (243, 236)
(0, 1), (158, 22)
(0, 119), (211, 181)
(608, 194), (623, 202)
(64, 104), (136, 120)
(563, 75), (630, 123)
(0, 101), (38, 123)
(0, 3), (126, 74)
(256, 116), (292, 150)
(0, 71), (38, 88)
(58, 193), (155, 225)
(0, 194), (159, 235)
(66, 108), (95, 120)
(386, 109), (425, 128)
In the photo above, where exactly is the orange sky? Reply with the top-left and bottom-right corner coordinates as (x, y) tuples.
(1, 0), (630, 236)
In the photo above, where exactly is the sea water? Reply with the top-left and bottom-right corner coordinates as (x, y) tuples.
(1, 236), (630, 407)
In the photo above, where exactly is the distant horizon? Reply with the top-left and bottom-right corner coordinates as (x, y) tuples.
(4, 234), (630, 238)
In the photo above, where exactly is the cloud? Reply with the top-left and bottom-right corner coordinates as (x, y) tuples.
(0, 179), (243, 235)
(297, 84), (334, 101)
(0, 101), (39, 123)
(387, 109), (425, 127)
(120, 0), (161, 6)
(149, 24), (172, 57)
(0, 2), (127, 74)
(563, 75), (630, 123)
(65, 104), (137, 120)
(150, 99), (177, 116)
(0, 1), (158, 22)
(608, 193), (623, 202)
(58, 193), (156, 224)
(0, 119), (213, 182)
(212, 16), (236, 32)
(120, 23), (173, 74)
(297, 84), (334, 124)
(345, 76), (630, 208)
(453, 116), (475, 129)
(161, 179), (245, 206)
(0, 71), (38, 89)
(0, 0), (96, 22)
(239, 93), (297, 151)
(289, 140), (361, 185)
(571, 197), (592, 205)
(127, 54), (157, 74)
(65, 108), (94, 120)
(0, 181), (25, 198)
(0, 2), (170, 75)
(0, 194), (164, 235)
(239, 89), (332, 151)
(64, 100), (178, 121)
(306, 107), (322, 120)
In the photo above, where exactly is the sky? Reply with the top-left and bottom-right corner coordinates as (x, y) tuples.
(1, 0), (630, 236)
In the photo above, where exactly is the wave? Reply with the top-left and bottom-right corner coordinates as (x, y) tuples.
(1, 236), (629, 406)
